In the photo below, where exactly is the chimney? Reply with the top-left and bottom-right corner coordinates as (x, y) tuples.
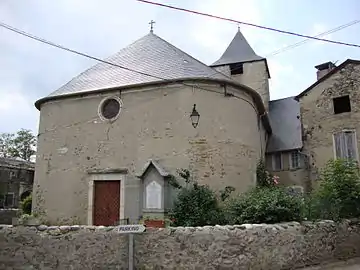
(315, 61), (336, 80)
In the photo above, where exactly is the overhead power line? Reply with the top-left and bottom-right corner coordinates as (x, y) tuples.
(219, 20), (360, 76)
(137, 0), (360, 49)
(0, 22), (165, 82)
(266, 20), (360, 57)
(206, 20), (360, 77)
(0, 21), (261, 113)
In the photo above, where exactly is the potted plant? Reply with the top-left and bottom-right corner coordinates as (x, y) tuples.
(143, 216), (165, 228)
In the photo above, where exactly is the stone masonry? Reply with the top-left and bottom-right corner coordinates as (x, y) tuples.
(300, 63), (360, 186)
(1, 220), (360, 269)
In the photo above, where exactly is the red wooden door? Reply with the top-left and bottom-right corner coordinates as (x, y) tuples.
(93, 181), (120, 226)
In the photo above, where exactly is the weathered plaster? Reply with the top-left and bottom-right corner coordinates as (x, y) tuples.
(33, 82), (265, 224)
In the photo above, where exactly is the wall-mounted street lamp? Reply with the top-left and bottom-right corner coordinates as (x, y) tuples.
(190, 104), (200, 128)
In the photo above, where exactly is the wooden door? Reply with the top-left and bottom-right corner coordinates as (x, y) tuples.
(93, 181), (120, 226)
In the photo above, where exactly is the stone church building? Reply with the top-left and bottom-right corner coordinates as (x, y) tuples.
(33, 28), (360, 225)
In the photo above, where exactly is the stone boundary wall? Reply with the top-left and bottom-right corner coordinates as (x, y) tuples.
(1, 220), (360, 269)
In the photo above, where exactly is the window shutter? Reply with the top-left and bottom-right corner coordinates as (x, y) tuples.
(345, 131), (357, 160)
(334, 132), (343, 158)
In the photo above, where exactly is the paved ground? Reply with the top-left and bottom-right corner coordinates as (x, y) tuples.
(301, 258), (360, 270)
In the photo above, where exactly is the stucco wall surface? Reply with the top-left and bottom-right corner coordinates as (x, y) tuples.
(34, 82), (264, 224)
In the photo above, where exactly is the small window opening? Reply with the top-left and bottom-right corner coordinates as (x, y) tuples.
(290, 151), (301, 169)
(272, 153), (282, 171)
(230, 63), (243, 75)
(4, 193), (14, 208)
(333, 95), (351, 114)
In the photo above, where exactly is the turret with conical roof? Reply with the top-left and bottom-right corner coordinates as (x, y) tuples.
(211, 29), (270, 110)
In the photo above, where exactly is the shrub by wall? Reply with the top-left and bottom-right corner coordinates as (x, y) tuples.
(225, 186), (304, 224)
(307, 159), (360, 221)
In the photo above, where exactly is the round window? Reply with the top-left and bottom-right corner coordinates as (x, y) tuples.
(99, 97), (122, 121)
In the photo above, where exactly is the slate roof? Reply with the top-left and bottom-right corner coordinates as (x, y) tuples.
(137, 159), (170, 178)
(46, 32), (229, 98)
(0, 157), (35, 171)
(211, 29), (264, 67)
(266, 97), (303, 153)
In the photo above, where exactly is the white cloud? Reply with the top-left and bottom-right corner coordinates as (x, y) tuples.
(1, 0), (357, 135)
(268, 60), (297, 100)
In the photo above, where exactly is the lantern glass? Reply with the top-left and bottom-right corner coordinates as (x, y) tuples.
(190, 104), (200, 128)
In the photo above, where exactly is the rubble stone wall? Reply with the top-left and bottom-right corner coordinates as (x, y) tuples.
(1, 220), (360, 269)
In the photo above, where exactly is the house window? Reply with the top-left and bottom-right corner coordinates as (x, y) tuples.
(333, 130), (358, 160)
(9, 171), (16, 178)
(290, 151), (301, 169)
(230, 63), (243, 75)
(333, 95), (351, 114)
(272, 153), (282, 171)
(3, 193), (14, 208)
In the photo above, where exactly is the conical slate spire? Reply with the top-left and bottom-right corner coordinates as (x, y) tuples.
(211, 29), (264, 67)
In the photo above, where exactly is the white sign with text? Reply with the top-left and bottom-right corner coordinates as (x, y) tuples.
(116, 224), (146, 234)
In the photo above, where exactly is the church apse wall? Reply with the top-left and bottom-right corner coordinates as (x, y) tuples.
(33, 81), (264, 225)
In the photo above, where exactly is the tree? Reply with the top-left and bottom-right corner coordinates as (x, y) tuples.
(0, 129), (36, 161)
(0, 133), (14, 158)
(10, 129), (36, 161)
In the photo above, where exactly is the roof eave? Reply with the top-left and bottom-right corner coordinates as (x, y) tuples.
(35, 76), (272, 133)
(296, 59), (360, 100)
(136, 159), (170, 178)
(265, 146), (302, 154)
(210, 58), (271, 79)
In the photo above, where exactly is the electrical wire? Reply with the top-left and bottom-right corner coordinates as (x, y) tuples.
(137, 0), (360, 48)
(0, 22), (165, 82)
(266, 20), (360, 57)
(0, 20), (261, 131)
(209, 20), (360, 76)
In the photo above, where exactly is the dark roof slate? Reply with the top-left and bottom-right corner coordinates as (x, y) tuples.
(211, 30), (264, 67)
(266, 97), (303, 153)
(46, 32), (229, 98)
(0, 158), (35, 170)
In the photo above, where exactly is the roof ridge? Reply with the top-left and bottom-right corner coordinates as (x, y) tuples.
(296, 59), (360, 100)
(152, 33), (228, 79)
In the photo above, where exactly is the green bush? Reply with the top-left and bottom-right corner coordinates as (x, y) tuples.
(169, 183), (225, 226)
(307, 159), (360, 221)
(256, 159), (278, 187)
(20, 194), (32, 215)
(225, 187), (304, 224)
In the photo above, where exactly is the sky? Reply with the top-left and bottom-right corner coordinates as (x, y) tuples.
(0, 0), (360, 135)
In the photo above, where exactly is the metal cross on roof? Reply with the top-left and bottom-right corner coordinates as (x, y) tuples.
(149, 20), (155, 33)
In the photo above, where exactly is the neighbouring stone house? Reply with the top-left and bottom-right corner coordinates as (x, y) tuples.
(265, 60), (360, 192)
(33, 27), (360, 225)
(0, 157), (34, 208)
